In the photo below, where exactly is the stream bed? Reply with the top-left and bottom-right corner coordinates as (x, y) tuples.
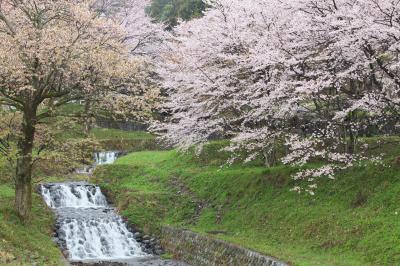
(40, 151), (187, 266)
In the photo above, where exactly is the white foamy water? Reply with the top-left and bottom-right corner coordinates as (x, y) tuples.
(59, 216), (146, 260)
(75, 151), (121, 175)
(41, 183), (107, 208)
(94, 151), (120, 165)
(41, 182), (148, 261)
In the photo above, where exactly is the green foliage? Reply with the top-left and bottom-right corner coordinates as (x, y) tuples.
(0, 184), (63, 265)
(146, 0), (206, 28)
(93, 139), (400, 266)
(0, 157), (13, 183)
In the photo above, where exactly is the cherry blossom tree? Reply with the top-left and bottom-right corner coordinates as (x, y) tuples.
(155, 0), (285, 148)
(0, 0), (158, 220)
(72, 0), (166, 133)
(273, 0), (400, 192)
(156, 0), (400, 194)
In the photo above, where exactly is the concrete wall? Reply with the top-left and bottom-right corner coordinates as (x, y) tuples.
(161, 226), (288, 266)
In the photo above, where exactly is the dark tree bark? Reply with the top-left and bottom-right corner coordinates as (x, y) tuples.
(347, 125), (355, 154)
(15, 106), (37, 221)
(84, 100), (93, 135)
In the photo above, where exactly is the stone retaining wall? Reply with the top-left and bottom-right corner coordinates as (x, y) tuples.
(161, 226), (288, 266)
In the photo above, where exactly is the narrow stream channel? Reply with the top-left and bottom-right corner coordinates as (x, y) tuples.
(40, 151), (186, 266)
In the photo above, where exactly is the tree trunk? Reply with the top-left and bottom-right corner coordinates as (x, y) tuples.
(345, 111), (356, 155)
(15, 109), (36, 221)
(263, 147), (277, 168)
(83, 100), (93, 135)
(263, 150), (271, 168)
(348, 126), (355, 154)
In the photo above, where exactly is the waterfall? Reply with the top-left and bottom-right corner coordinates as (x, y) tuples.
(41, 182), (147, 261)
(40, 150), (186, 265)
(75, 151), (121, 175)
(94, 151), (120, 165)
(41, 183), (107, 208)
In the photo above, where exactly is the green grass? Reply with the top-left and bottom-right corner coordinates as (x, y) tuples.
(54, 125), (154, 142)
(90, 128), (159, 151)
(54, 124), (158, 152)
(90, 128), (155, 140)
(54, 102), (84, 115)
(0, 184), (63, 265)
(93, 139), (400, 266)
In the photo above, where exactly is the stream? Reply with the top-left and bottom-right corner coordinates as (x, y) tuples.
(40, 151), (186, 266)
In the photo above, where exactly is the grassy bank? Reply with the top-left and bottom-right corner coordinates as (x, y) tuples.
(93, 139), (400, 266)
(0, 183), (63, 265)
(38, 127), (158, 177)
(90, 128), (155, 140)
(90, 128), (161, 153)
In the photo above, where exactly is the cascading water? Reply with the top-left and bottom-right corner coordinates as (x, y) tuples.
(41, 182), (147, 261)
(41, 183), (107, 208)
(75, 151), (122, 175)
(41, 151), (186, 265)
(40, 151), (148, 263)
(94, 151), (121, 165)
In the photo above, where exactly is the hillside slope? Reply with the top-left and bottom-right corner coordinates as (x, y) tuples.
(93, 139), (400, 266)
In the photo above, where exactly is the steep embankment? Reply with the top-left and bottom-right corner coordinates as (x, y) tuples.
(93, 138), (400, 266)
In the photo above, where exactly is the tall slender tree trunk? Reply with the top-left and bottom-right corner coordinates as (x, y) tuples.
(83, 100), (93, 135)
(263, 147), (277, 168)
(347, 126), (355, 154)
(15, 108), (36, 221)
(345, 111), (356, 155)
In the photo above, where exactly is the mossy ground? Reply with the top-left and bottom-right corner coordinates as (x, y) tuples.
(93, 138), (400, 266)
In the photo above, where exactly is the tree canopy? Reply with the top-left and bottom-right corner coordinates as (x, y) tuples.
(146, 0), (206, 29)
(0, 0), (159, 220)
(154, 0), (400, 195)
